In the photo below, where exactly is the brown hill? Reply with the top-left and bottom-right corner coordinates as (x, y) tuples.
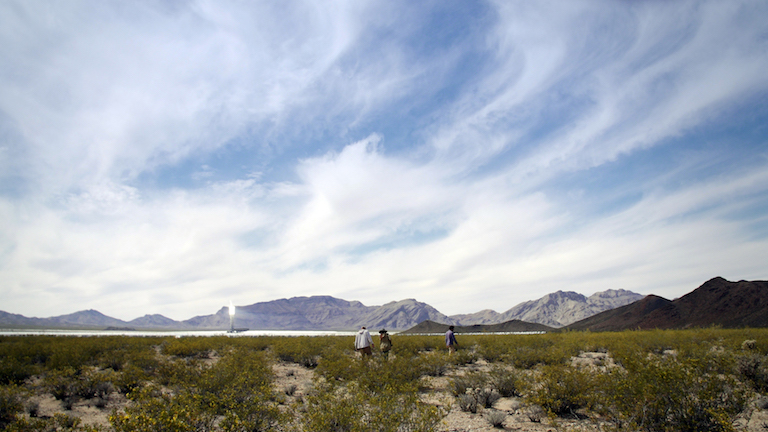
(400, 319), (554, 334)
(566, 277), (768, 331)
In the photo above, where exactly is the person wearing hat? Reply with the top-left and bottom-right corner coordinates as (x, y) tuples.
(378, 329), (392, 359)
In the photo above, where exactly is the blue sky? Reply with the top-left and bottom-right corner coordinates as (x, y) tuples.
(1, 0), (767, 321)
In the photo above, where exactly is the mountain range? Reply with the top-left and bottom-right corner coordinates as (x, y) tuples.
(450, 289), (644, 327)
(0, 288), (642, 331)
(1, 277), (765, 331)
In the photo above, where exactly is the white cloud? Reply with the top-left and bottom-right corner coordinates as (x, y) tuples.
(0, 1), (766, 321)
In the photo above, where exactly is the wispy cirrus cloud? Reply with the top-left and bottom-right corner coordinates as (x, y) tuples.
(0, 0), (766, 320)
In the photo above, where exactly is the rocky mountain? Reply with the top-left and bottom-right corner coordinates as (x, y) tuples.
(184, 296), (456, 331)
(566, 277), (768, 331)
(0, 311), (47, 327)
(451, 289), (644, 327)
(449, 309), (502, 325)
(129, 314), (189, 329)
(3, 278), (764, 332)
(359, 299), (457, 331)
(46, 309), (127, 328)
(401, 319), (554, 334)
(0, 296), (456, 332)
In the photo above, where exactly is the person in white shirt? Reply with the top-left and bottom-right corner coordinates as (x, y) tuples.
(355, 326), (374, 359)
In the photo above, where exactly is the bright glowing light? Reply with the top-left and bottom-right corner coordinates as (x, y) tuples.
(228, 301), (235, 316)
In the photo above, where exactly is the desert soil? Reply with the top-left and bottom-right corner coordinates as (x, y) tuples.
(22, 353), (768, 431)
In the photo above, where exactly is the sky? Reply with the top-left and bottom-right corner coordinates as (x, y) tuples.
(1, 0), (767, 322)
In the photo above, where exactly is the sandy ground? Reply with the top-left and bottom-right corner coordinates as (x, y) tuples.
(21, 354), (768, 431)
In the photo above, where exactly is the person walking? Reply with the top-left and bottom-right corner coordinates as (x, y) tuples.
(355, 326), (374, 359)
(379, 329), (392, 359)
(445, 325), (458, 355)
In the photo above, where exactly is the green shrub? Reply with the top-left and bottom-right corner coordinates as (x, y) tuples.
(448, 348), (477, 366)
(596, 354), (747, 432)
(315, 347), (359, 383)
(736, 353), (768, 392)
(476, 388), (501, 408)
(269, 336), (333, 367)
(5, 412), (102, 432)
(485, 409), (507, 428)
(0, 385), (26, 428)
(487, 364), (522, 397)
(113, 364), (147, 395)
(457, 394), (478, 413)
(300, 381), (443, 432)
(112, 348), (283, 432)
(110, 385), (215, 432)
(449, 371), (486, 397)
(418, 352), (451, 377)
(161, 337), (214, 358)
(525, 364), (597, 416)
(0, 357), (35, 385)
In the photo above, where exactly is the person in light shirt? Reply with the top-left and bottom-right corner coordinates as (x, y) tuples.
(355, 326), (374, 359)
(445, 325), (458, 355)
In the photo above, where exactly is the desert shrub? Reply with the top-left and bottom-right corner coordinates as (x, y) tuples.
(525, 364), (597, 416)
(361, 356), (425, 393)
(315, 347), (359, 382)
(301, 380), (443, 432)
(44, 367), (79, 402)
(487, 364), (522, 397)
(0, 356), (35, 385)
(448, 348), (477, 366)
(123, 348), (161, 375)
(198, 348), (277, 406)
(473, 335), (513, 363)
(111, 348), (162, 394)
(317, 347), (427, 395)
(418, 352), (451, 377)
(485, 409), (507, 428)
(0, 385), (26, 428)
(113, 347), (284, 431)
(736, 353), (768, 392)
(155, 357), (205, 389)
(5, 412), (101, 432)
(94, 337), (161, 372)
(508, 346), (551, 369)
(110, 385), (215, 432)
(269, 336), (333, 367)
(476, 388), (501, 408)
(457, 394), (478, 413)
(449, 371), (487, 396)
(299, 381), (362, 431)
(161, 337), (215, 358)
(43, 367), (110, 410)
(112, 364), (147, 395)
(596, 353), (747, 432)
(75, 368), (117, 400)
(392, 335), (445, 357)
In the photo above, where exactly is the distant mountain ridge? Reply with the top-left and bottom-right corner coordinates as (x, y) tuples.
(184, 297), (457, 331)
(0, 297), (458, 331)
(3, 278), (765, 332)
(401, 319), (554, 334)
(565, 277), (768, 331)
(0, 288), (639, 331)
(450, 289), (644, 327)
